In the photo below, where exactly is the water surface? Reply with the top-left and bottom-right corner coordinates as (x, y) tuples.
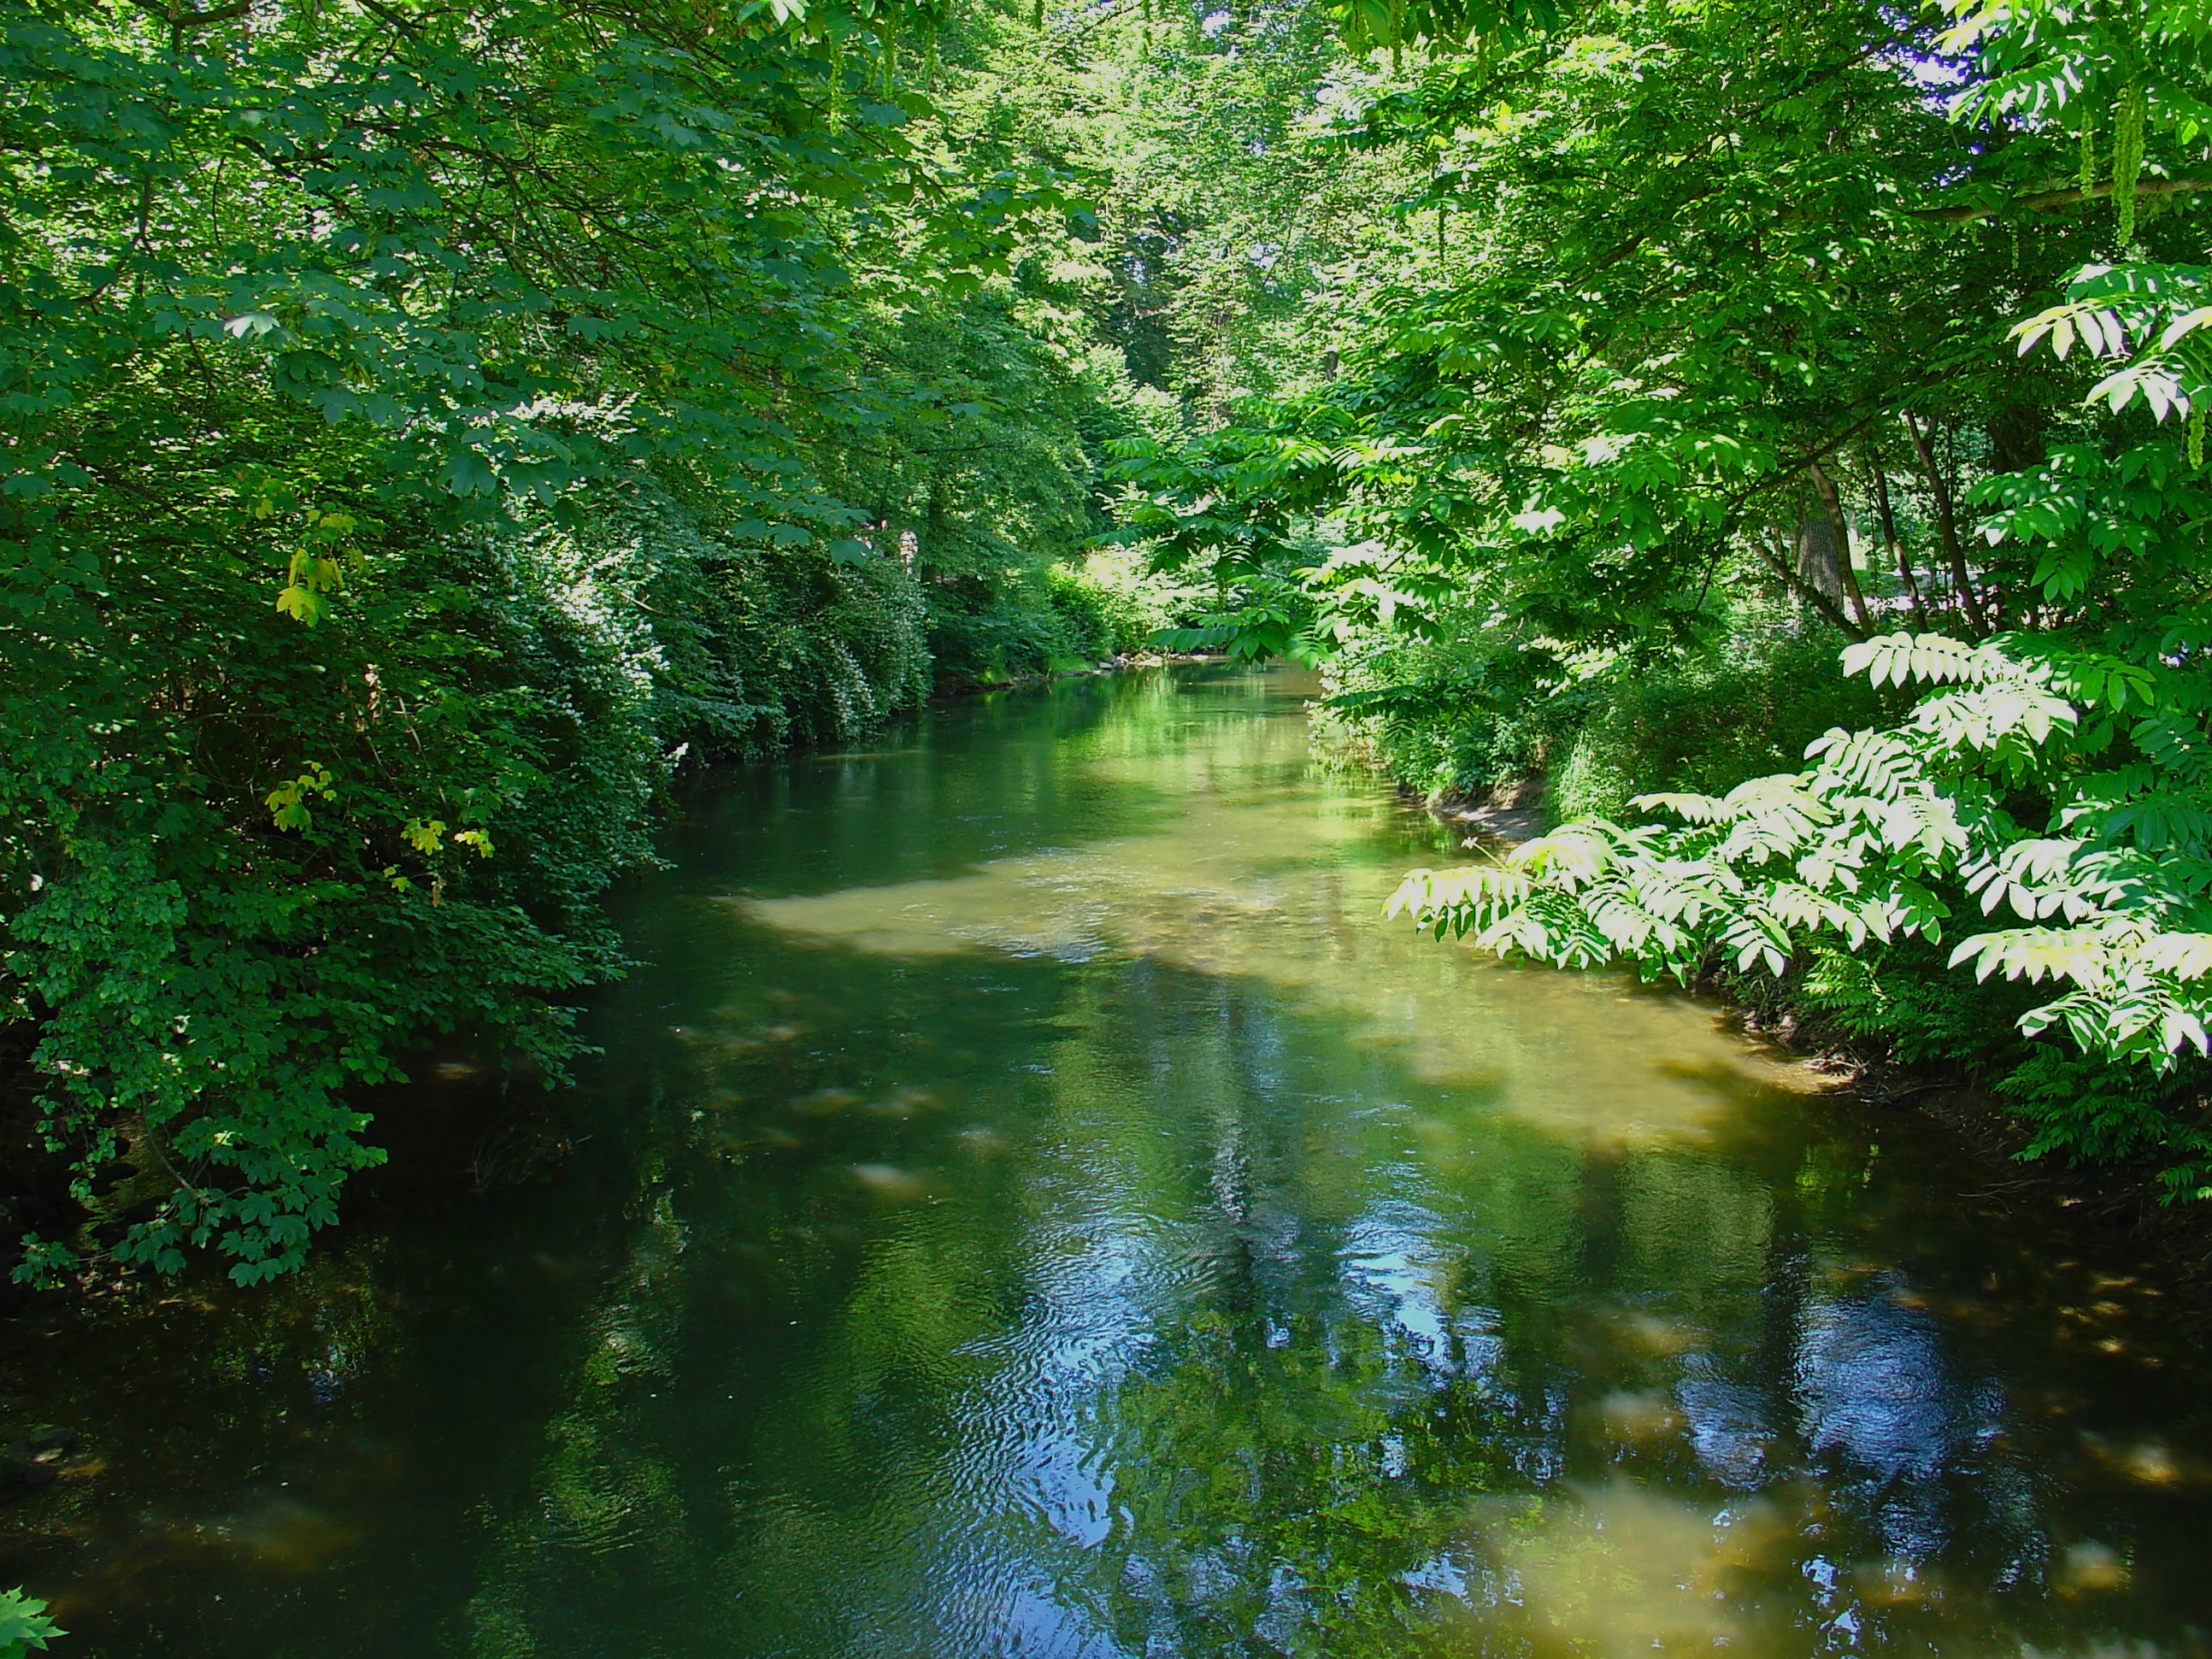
(5, 666), (2209, 1657)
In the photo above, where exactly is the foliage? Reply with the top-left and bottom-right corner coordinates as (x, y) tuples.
(0, 1589), (61, 1658)
(0, 0), (1131, 1283)
(1108, 0), (2090, 654)
(20, 0), (2212, 1286)
(1318, 598), (1888, 816)
(1390, 628), (2212, 1191)
(1105, 0), (2212, 1187)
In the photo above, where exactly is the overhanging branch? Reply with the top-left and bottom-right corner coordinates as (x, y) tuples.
(1915, 175), (2212, 225)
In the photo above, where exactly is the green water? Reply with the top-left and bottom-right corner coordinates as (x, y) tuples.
(5, 666), (2209, 1657)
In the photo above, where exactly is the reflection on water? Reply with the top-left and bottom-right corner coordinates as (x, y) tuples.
(5, 666), (2212, 1658)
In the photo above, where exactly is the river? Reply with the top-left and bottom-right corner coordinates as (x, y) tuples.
(3, 665), (2208, 1657)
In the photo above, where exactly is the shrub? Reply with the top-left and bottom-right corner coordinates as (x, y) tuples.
(1321, 599), (1886, 822)
(2, 478), (932, 1286)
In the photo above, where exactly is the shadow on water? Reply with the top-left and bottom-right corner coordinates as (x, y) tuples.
(4, 665), (2212, 1658)
(661, 666), (1234, 901)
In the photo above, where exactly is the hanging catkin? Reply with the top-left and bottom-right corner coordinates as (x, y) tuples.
(2078, 114), (2096, 197)
(2115, 84), (2147, 246)
(2191, 404), (2205, 469)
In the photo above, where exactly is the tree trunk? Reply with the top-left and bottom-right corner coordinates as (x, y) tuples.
(1904, 413), (1989, 635)
(1792, 510), (1845, 605)
(1865, 452), (1928, 630)
(1808, 459), (1871, 631)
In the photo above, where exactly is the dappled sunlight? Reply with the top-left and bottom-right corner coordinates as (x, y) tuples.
(745, 691), (1814, 1151)
(1469, 1481), (1797, 1656)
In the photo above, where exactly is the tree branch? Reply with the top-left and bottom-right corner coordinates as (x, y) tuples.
(1904, 411), (1989, 635)
(1914, 175), (2212, 225)
(122, 0), (254, 30)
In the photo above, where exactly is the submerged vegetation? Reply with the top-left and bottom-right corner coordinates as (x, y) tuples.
(7, 0), (2212, 1290)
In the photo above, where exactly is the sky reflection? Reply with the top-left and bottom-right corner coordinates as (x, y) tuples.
(5, 669), (2209, 1659)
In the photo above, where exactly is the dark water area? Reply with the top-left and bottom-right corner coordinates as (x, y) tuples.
(3, 665), (2210, 1657)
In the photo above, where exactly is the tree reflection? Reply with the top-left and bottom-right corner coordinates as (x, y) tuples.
(444, 674), (2208, 1658)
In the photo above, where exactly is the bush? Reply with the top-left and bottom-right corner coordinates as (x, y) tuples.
(1547, 620), (1890, 823)
(922, 554), (1182, 685)
(1321, 599), (1887, 824)
(1044, 560), (1181, 660)
(2, 475), (932, 1287)
(1313, 622), (1569, 799)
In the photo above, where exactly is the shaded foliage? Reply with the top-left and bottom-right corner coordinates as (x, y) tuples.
(0, 0), (1140, 1282)
(1112, 0), (2212, 1189)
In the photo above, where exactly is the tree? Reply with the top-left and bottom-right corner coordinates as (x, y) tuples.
(1115, 0), (2212, 1187)
(0, 0), (1102, 1282)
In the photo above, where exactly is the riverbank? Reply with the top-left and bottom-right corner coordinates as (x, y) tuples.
(0, 650), (1200, 1304)
(1398, 777), (2212, 1273)
(923, 649), (1216, 700)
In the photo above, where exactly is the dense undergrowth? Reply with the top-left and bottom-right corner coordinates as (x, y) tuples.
(1316, 600), (1894, 825)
